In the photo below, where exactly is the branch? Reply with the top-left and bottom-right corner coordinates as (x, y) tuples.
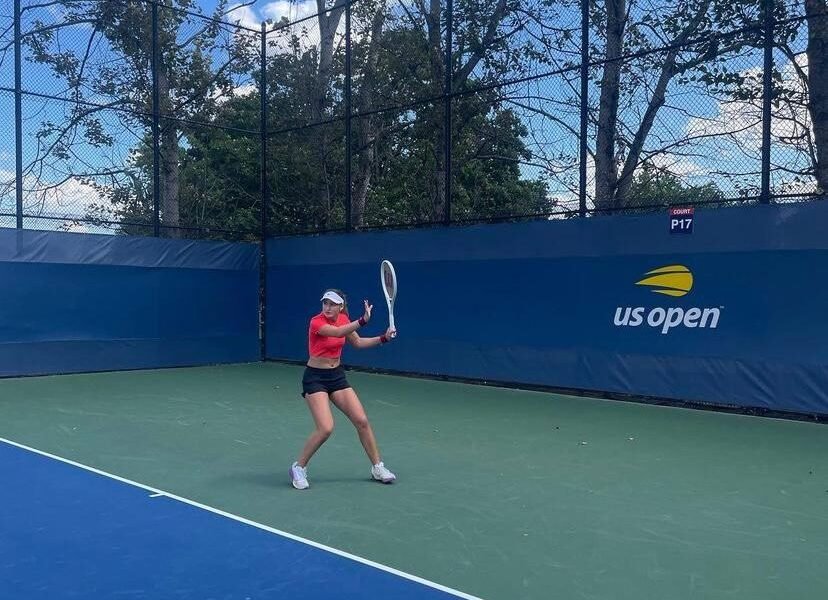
(503, 99), (582, 141)
(616, 0), (714, 198)
(173, 54), (239, 113)
(21, 98), (134, 184)
(73, 24), (99, 96)
(455, 0), (508, 86)
(396, 0), (424, 31)
(20, 0), (77, 15)
(21, 18), (100, 42)
(777, 43), (809, 88)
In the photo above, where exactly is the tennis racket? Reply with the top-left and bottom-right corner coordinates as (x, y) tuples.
(380, 259), (397, 337)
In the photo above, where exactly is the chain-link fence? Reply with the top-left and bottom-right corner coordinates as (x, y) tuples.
(1, 0), (262, 240)
(1, 0), (826, 240)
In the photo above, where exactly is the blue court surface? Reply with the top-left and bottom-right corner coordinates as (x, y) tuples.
(0, 439), (478, 600)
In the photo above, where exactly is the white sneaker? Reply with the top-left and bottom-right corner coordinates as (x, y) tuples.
(371, 462), (396, 484)
(290, 462), (309, 490)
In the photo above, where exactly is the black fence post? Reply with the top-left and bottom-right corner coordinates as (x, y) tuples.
(444, 0), (453, 225)
(579, 0), (589, 217)
(345, 0), (352, 231)
(260, 21), (269, 361)
(151, 1), (161, 235)
(14, 0), (23, 229)
(260, 23), (268, 242)
(760, 0), (774, 204)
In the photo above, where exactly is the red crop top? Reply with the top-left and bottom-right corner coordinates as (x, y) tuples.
(308, 312), (349, 358)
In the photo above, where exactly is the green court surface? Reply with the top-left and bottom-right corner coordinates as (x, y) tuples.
(1, 362), (826, 600)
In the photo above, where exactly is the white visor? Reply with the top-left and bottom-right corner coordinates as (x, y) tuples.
(320, 290), (345, 305)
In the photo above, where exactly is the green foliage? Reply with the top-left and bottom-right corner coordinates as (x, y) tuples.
(626, 163), (725, 206)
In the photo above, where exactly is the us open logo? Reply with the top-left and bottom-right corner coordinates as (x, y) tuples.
(613, 265), (721, 334)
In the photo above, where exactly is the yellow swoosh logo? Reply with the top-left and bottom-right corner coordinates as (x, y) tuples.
(636, 265), (693, 297)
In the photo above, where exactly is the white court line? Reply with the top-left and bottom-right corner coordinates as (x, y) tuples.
(0, 436), (483, 600)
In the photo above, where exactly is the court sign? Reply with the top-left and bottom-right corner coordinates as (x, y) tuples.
(669, 206), (694, 234)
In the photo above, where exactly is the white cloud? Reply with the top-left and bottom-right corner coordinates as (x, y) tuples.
(686, 97), (763, 155)
(648, 152), (704, 179)
(262, 0), (317, 23)
(233, 82), (258, 97)
(211, 82), (258, 105)
(33, 176), (106, 216)
(686, 57), (812, 156)
(226, 2), (262, 30)
(648, 54), (817, 194)
(0, 169), (116, 234)
(264, 1), (368, 56)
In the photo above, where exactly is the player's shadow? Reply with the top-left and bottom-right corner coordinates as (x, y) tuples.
(213, 470), (371, 489)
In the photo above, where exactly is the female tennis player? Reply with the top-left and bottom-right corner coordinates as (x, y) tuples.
(290, 289), (397, 490)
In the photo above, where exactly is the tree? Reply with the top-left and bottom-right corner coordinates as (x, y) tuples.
(357, 89), (550, 226)
(392, 0), (559, 221)
(349, 0), (574, 225)
(350, 0), (388, 227)
(625, 163), (725, 207)
(682, 0), (826, 199)
(144, 5), (551, 237)
(20, 0), (256, 235)
(805, 0), (828, 192)
(308, 0), (348, 227)
(257, 0), (553, 230)
(592, 0), (770, 211)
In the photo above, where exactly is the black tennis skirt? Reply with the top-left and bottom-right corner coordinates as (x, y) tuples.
(301, 366), (351, 397)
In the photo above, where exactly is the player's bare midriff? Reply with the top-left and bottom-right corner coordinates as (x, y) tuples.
(307, 356), (341, 369)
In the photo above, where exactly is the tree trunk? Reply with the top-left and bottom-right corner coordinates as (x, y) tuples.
(420, 0), (509, 221)
(805, 0), (828, 193)
(157, 66), (180, 237)
(313, 0), (347, 227)
(352, 9), (386, 228)
(424, 0), (447, 221)
(594, 0), (626, 211)
(614, 51), (678, 205)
